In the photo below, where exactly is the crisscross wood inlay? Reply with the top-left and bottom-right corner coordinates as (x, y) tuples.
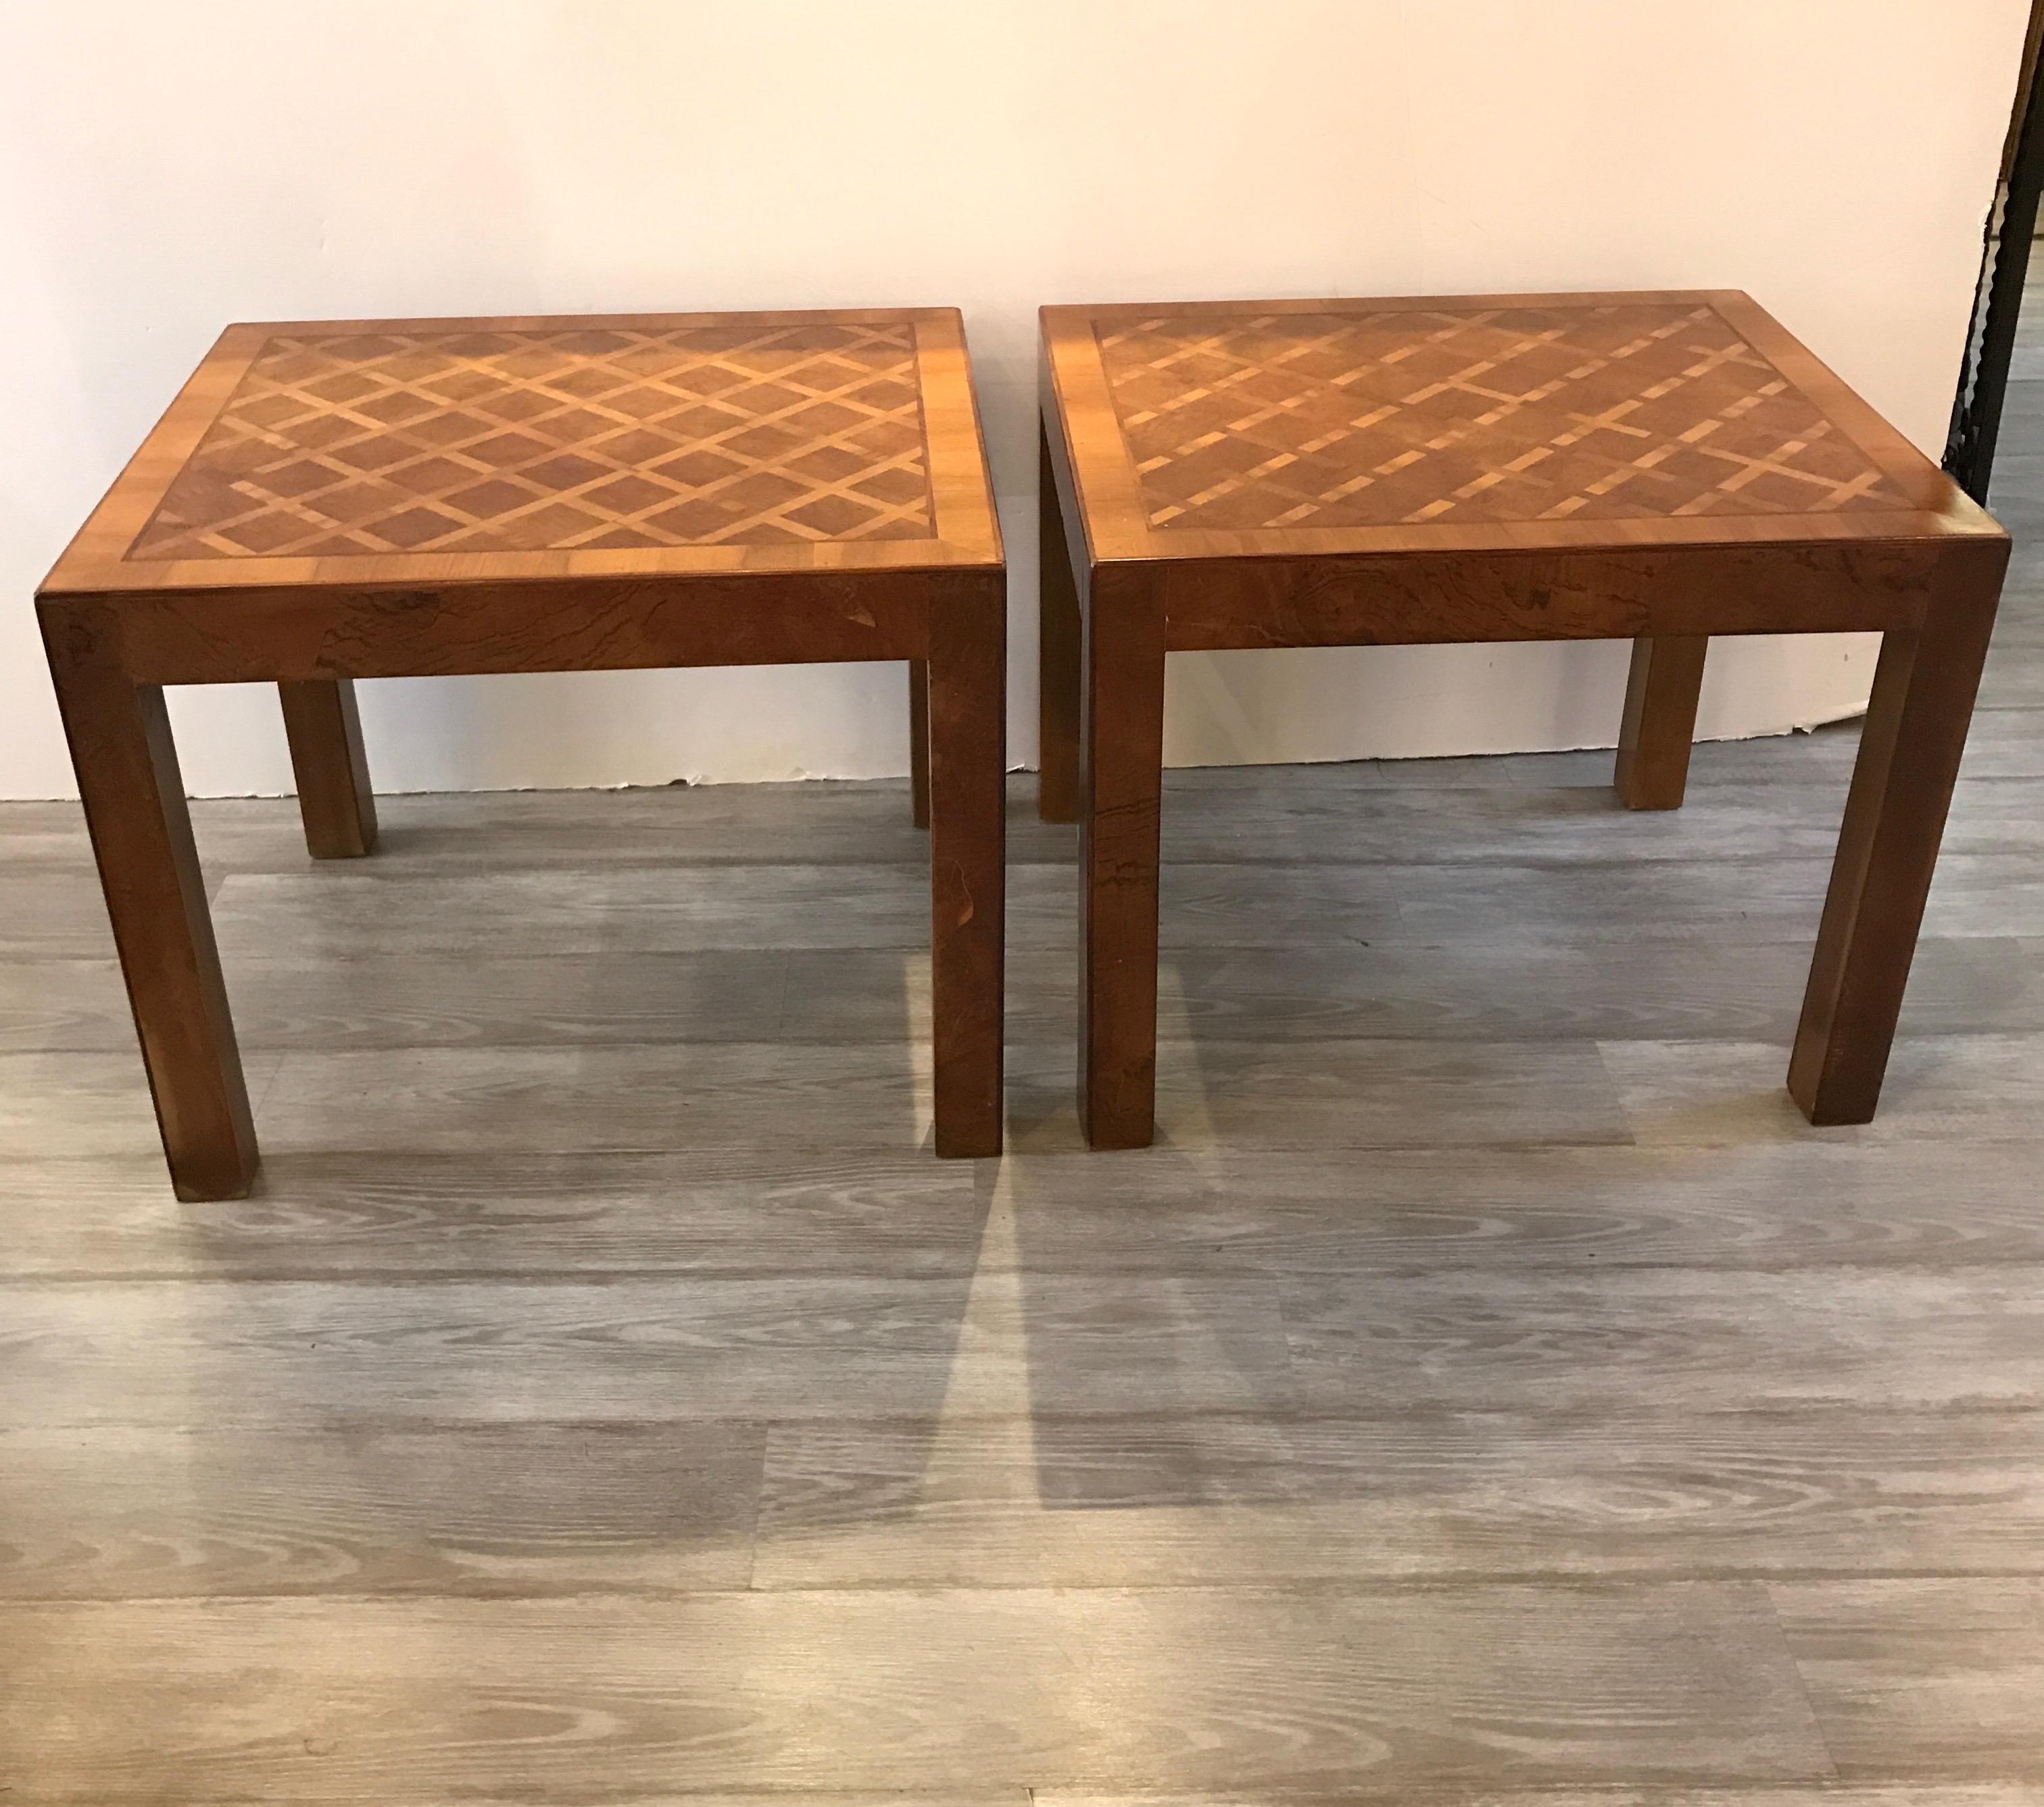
(1097, 303), (1907, 532)
(129, 321), (935, 559)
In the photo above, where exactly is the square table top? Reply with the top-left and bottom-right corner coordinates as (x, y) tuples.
(43, 307), (1002, 599)
(1042, 290), (1999, 565)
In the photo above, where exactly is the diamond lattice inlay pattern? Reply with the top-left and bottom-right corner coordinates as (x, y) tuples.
(128, 322), (935, 560)
(1098, 303), (1907, 533)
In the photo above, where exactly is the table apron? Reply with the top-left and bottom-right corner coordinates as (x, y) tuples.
(60, 576), (955, 684)
(1150, 542), (1966, 651)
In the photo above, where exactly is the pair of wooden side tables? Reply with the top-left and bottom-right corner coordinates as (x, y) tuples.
(39, 293), (2008, 1198)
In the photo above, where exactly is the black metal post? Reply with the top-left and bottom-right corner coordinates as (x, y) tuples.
(1946, 3), (2044, 505)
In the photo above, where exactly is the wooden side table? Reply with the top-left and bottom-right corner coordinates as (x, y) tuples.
(1039, 290), (2009, 1147)
(39, 307), (1006, 1197)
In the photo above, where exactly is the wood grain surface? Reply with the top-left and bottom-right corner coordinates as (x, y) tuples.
(127, 319), (940, 559)
(35, 307), (1006, 1188)
(277, 678), (376, 857)
(1044, 291), (1994, 568)
(1096, 300), (1908, 531)
(1042, 289), (2008, 1146)
(6, 291), (2044, 1799)
(1617, 635), (1711, 808)
(45, 309), (1000, 593)
(0, 1587), (1830, 1796)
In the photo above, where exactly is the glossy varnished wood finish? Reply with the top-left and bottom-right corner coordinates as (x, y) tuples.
(38, 605), (257, 1200)
(1097, 298), (1914, 534)
(39, 309), (1004, 1193)
(1791, 553), (2005, 1122)
(126, 317), (942, 560)
(5, 287), (2041, 1802)
(1617, 635), (1711, 808)
(925, 574), (1006, 1154)
(1078, 565), (1166, 1147)
(1038, 424), (1082, 822)
(908, 658), (931, 829)
(8, 606), (2044, 1795)
(277, 678), (376, 856)
(1042, 289), (2009, 1145)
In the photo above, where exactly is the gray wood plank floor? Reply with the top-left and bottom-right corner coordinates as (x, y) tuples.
(7, 347), (2044, 1802)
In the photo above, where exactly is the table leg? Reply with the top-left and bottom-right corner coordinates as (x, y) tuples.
(280, 678), (377, 858)
(1790, 565), (2003, 1123)
(1038, 422), (1082, 824)
(1614, 635), (1708, 809)
(908, 659), (931, 829)
(926, 574), (1006, 1156)
(1080, 569), (1166, 1149)
(41, 607), (259, 1199)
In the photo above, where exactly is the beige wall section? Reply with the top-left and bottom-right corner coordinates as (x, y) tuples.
(0, 0), (2026, 797)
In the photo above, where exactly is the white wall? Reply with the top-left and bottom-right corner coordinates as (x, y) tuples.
(0, 0), (2024, 799)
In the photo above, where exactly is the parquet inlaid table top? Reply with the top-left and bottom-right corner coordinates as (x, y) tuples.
(50, 307), (999, 592)
(39, 308), (1007, 1200)
(1045, 289), (1985, 566)
(132, 319), (938, 559)
(1037, 289), (2008, 1155)
(1100, 299), (1907, 532)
